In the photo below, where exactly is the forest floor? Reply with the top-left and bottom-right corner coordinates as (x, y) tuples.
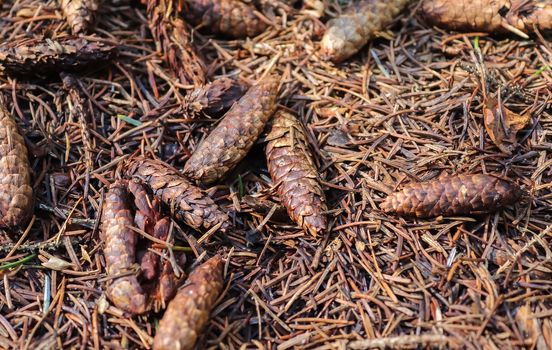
(0, 0), (551, 349)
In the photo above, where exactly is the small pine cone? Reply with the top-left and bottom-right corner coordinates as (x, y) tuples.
(0, 95), (33, 229)
(153, 255), (224, 350)
(182, 0), (269, 38)
(183, 76), (279, 184)
(320, 0), (411, 62)
(60, 0), (100, 34)
(381, 174), (523, 218)
(184, 77), (248, 117)
(265, 111), (327, 236)
(101, 181), (147, 314)
(126, 158), (230, 232)
(0, 37), (116, 77)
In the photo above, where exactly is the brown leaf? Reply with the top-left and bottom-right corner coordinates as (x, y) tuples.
(483, 96), (530, 154)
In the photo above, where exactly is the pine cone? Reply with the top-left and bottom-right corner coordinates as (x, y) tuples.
(0, 37), (116, 77)
(61, 0), (100, 34)
(381, 174), (523, 218)
(101, 181), (147, 315)
(182, 0), (269, 38)
(146, 0), (206, 85)
(421, 0), (552, 37)
(321, 0), (411, 62)
(0, 95), (33, 229)
(127, 158), (230, 232)
(265, 110), (327, 236)
(184, 77), (248, 117)
(183, 76), (279, 184)
(153, 255), (224, 350)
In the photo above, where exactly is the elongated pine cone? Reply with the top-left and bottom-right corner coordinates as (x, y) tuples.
(321, 0), (411, 62)
(381, 174), (523, 218)
(61, 0), (100, 34)
(184, 77), (248, 117)
(421, 0), (552, 36)
(153, 255), (224, 350)
(0, 96), (33, 229)
(101, 181), (147, 314)
(0, 37), (116, 77)
(127, 158), (230, 232)
(182, 0), (269, 38)
(183, 76), (279, 184)
(265, 111), (327, 236)
(147, 0), (206, 85)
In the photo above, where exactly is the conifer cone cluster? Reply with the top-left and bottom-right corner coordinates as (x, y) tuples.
(101, 180), (183, 315)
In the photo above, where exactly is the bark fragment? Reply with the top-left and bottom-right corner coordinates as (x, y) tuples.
(0, 95), (33, 230)
(182, 0), (269, 38)
(0, 37), (116, 77)
(184, 77), (248, 117)
(183, 76), (279, 184)
(146, 0), (206, 85)
(381, 174), (523, 218)
(265, 111), (327, 236)
(421, 0), (552, 38)
(60, 0), (100, 34)
(153, 255), (224, 350)
(101, 181), (147, 315)
(320, 0), (411, 62)
(127, 157), (230, 232)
